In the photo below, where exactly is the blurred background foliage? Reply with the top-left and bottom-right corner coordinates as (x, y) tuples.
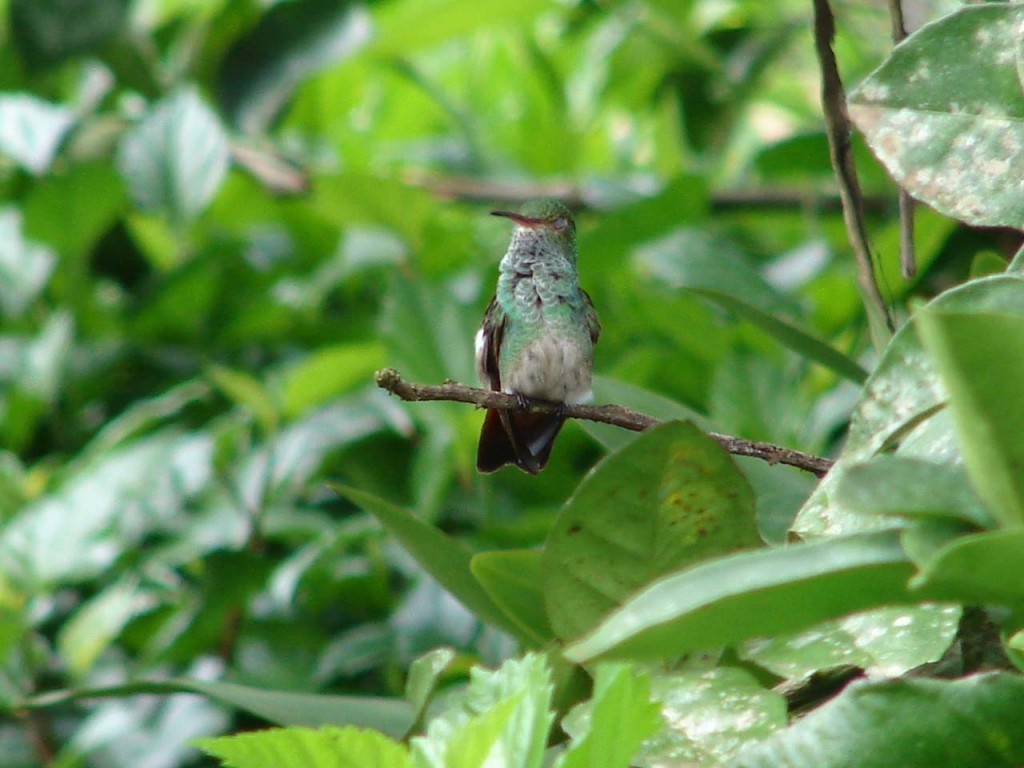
(0, 0), (995, 764)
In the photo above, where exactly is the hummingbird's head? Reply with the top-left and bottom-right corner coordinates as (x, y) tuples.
(491, 199), (576, 258)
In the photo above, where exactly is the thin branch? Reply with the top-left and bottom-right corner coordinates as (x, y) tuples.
(888, 0), (917, 279)
(812, 0), (894, 332)
(404, 170), (894, 215)
(375, 368), (835, 477)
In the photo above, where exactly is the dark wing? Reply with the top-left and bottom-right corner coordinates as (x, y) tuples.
(475, 296), (562, 473)
(475, 296), (504, 391)
(582, 289), (600, 344)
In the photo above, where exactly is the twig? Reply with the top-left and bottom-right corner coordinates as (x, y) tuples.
(812, 0), (894, 332)
(375, 368), (835, 477)
(888, 0), (917, 279)
(404, 170), (894, 215)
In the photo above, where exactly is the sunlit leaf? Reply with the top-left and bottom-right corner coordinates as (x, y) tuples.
(849, 5), (1024, 228)
(0, 94), (74, 174)
(117, 87), (229, 222)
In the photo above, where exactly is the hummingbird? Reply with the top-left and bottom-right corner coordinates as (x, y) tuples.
(475, 199), (600, 473)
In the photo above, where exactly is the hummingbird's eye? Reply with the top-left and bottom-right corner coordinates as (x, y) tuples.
(552, 217), (568, 231)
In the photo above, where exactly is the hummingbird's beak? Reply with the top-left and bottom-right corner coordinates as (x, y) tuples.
(491, 210), (543, 227)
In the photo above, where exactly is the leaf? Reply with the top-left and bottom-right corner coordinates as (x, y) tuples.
(687, 287), (867, 384)
(21, 678), (414, 738)
(197, 725), (412, 768)
(834, 456), (992, 528)
(0, 207), (56, 318)
(633, 227), (795, 317)
(636, 668), (787, 767)
(411, 654), (553, 768)
(56, 579), (157, 677)
(563, 531), (914, 663)
(910, 529), (1024, 607)
(208, 364), (280, 433)
(370, 0), (556, 56)
(470, 550), (552, 646)
(405, 647), (456, 721)
(279, 342), (385, 419)
(557, 664), (662, 768)
(331, 485), (534, 644)
(22, 161), (126, 259)
(741, 604), (962, 679)
(848, 5), (1024, 228)
(117, 87), (229, 222)
(10, 0), (129, 67)
(792, 274), (1024, 539)
(0, 94), (74, 174)
(543, 421), (760, 642)
(915, 310), (1024, 529)
(218, 0), (371, 131)
(729, 673), (1024, 768)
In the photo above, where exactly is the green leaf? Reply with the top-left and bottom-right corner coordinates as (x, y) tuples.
(208, 364), (280, 433)
(0, 94), (74, 174)
(687, 287), (867, 384)
(197, 725), (412, 768)
(0, 207), (56, 317)
(10, 0), (129, 67)
(544, 421), (760, 642)
(332, 485), (534, 644)
(564, 531), (914, 663)
(371, 0), (555, 56)
(834, 456), (993, 528)
(279, 342), (385, 419)
(405, 647), (456, 721)
(22, 161), (126, 259)
(636, 668), (786, 767)
(633, 228), (795, 317)
(21, 679), (414, 738)
(117, 87), (229, 222)
(557, 664), (661, 768)
(470, 550), (552, 646)
(910, 529), (1024, 607)
(411, 654), (553, 768)
(729, 673), (1024, 768)
(56, 579), (156, 677)
(849, 5), (1024, 228)
(793, 274), (1024, 539)
(916, 310), (1024, 528)
(218, 0), (371, 131)
(741, 604), (961, 679)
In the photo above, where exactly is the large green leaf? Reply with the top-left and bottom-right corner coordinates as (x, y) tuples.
(916, 310), (1024, 528)
(0, 207), (56, 318)
(729, 673), (1024, 768)
(544, 421), (760, 642)
(332, 485), (534, 644)
(564, 531), (914, 663)
(849, 5), (1024, 228)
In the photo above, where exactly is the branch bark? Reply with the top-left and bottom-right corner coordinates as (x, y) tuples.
(375, 368), (835, 477)
(812, 0), (894, 333)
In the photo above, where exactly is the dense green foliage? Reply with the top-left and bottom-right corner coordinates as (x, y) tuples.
(4, 0), (1024, 766)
